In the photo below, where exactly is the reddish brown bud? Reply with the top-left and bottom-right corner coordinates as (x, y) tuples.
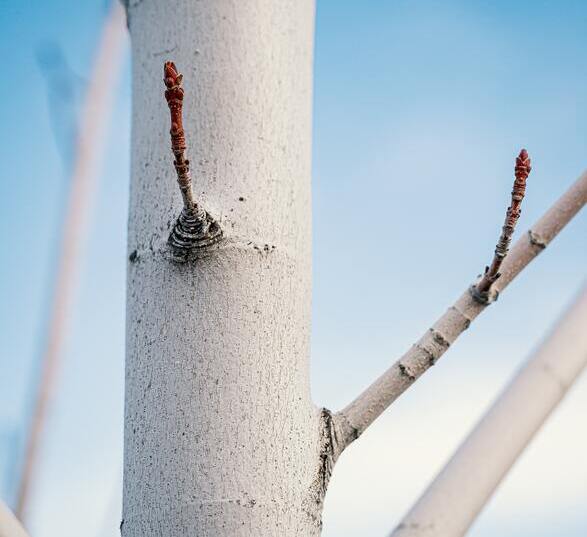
(474, 149), (532, 299)
(162, 61), (222, 258)
(163, 61), (180, 88)
(515, 148), (531, 179)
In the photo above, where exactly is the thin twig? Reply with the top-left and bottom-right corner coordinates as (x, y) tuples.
(333, 170), (587, 452)
(163, 61), (199, 214)
(390, 282), (587, 537)
(474, 149), (532, 299)
(163, 61), (221, 257)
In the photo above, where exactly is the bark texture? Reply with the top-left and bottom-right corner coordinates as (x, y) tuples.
(391, 283), (587, 537)
(123, 1), (323, 536)
(122, 2), (587, 535)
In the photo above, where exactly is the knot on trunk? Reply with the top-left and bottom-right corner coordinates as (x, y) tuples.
(304, 408), (358, 528)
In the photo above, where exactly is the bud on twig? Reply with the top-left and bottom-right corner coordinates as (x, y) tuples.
(163, 61), (222, 258)
(473, 149), (532, 301)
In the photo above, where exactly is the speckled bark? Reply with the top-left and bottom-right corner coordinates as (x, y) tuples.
(122, 2), (323, 536)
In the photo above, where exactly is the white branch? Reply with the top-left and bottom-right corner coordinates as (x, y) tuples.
(15, 3), (126, 522)
(334, 171), (587, 447)
(0, 501), (30, 537)
(390, 282), (587, 537)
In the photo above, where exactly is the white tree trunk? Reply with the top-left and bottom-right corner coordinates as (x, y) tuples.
(121, 2), (587, 536)
(122, 1), (325, 536)
(391, 283), (587, 537)
(335, 171), (587, 447)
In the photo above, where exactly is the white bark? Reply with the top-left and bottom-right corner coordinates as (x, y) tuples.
(391, 283), (587, 537)
(0, 501), (29, 537)
(335, 171), (587, 447)
(123, 2), (325, 536)
(122, 1), (587, 535)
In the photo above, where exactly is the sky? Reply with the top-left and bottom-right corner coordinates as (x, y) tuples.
(0, 1), (586, 536)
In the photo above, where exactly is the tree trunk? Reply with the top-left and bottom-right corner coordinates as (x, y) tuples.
(122, 1), (324, 536)
(121, 2), (587, 536)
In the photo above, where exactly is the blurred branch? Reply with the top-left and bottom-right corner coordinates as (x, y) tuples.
(0, 427), (19, 504)
(15, 2), (126, 524)
(390, 282), (587, 537)
(331, 168), (587, 452)
(0, 500), (30, 537)
(36, 40), (86, 167)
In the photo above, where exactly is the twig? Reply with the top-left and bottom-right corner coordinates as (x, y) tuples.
(332, 170), (587, 451)
(474, 149), (532, 300)
(163, 61), (221, 258)
(390, 282), (587, 537)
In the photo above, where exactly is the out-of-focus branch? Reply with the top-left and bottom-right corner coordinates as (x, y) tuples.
(15, 2), (126, 523)
(390, 283), (587, 537)
(331, 168), (587, 451)
(0, 500), (30, 537)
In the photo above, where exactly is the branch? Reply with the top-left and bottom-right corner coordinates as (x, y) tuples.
(16, 2), (127, 522)
(333, 167), (587, 449)
(0, 500), (30, 537)
(163, 61), (222, 259)
(390, 283), (587, 537)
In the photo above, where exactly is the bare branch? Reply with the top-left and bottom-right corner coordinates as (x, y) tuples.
(333, 169), (587, 449)
(163, 61), (222, 258)
(0, 500), (30, 537)
(390, 283), (587, 537)
(474, 149), (531, 300)
(15, 3), (127, 521)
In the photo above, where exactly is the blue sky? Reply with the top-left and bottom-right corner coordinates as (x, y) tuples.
(0, 1), (586, 536)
